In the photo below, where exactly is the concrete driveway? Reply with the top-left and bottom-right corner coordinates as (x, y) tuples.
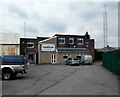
(2, 61), (119, 95)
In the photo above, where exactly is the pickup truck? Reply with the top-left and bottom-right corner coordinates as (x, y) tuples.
(0, 55), (28, 80)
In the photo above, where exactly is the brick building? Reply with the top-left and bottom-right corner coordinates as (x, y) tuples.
(38, 32), (95, 64)
(20, 37), (48, 64)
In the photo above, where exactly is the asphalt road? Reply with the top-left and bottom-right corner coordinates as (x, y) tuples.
(2, 61), (119, 95)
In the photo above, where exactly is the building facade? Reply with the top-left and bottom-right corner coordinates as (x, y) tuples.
(38, 32), (95, 64)
(20, 37), (48, 64)
(0, 33), (20, 55)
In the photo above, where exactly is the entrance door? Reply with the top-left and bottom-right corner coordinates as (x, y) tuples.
(51, 54), (56, 64)
(28, 54), (34, 64)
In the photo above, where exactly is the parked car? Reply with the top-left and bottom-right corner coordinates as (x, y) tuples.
(81, 55), (93, 65)
(0, 55), (28, 80)
(65, 58), (81, 66)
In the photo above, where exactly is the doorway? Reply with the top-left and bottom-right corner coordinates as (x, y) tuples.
(51, 54), (56, 64)
(28, 54), (34, 64)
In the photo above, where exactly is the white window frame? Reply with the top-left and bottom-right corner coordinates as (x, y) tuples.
(27, 42), (34, 48)
(58, 38), (65, 44)
(63, 54), (71, 60)
(85, 42), (89, 44)
(69, 38), (74, 44)
(77, 38), (83, 45)
(76, 54), (82, 59)
(51, 54), (57, 64)
(85, 41), (89, 47)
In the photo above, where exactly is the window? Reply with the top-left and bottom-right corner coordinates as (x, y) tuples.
(27, 42), (34, 48)
(76, 54), (81, 59)
(77, 38), (83, 44)
(58, 38), (65, 44)
(85, 42), (89, 45)
(85, 42), (89, 47)
(92, 41), (94, 46)
(63, 54), (71, 60)
(69, 38), (74, 44)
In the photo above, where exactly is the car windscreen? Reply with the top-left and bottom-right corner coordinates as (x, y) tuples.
(67, 58), (72, 60)
(73, 58), (79, 60)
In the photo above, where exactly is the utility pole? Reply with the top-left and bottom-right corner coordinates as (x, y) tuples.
(103, 5), (108, 47)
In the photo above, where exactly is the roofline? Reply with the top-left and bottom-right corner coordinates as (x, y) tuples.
(37, 37), (49, 38)
(54, 34), (85, 37)
(0, 44), (20, 45)
(20, 37), (37, 40)
(20, 37), (49, 40)
(39, 36), (57, 43)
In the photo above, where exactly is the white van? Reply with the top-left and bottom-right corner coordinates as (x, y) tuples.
(81, 55), (93, 65)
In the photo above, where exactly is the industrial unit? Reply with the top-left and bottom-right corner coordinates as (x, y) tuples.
(38, 32), (95, 64)
(0, 33), (20, 55)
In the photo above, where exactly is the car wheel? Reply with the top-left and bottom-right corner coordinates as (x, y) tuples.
(2, 71), (12, 80)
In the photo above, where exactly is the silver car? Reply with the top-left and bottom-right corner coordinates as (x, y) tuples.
(65, 58), (81, 66)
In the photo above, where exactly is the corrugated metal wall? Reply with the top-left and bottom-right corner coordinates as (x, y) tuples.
(0, 45), (20, 55)
(0, 33), (20, 55)
(102, 50), (120, 75)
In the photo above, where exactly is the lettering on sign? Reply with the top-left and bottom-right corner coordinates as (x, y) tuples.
(41, 44), (55, 52)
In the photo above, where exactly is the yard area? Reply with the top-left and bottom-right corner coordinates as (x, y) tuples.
(2, 61), (119, 95)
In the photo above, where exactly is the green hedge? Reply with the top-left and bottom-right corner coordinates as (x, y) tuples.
(102, 49), (120, 75)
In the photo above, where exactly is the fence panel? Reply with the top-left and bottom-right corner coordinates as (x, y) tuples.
(117, 50), (120, 75)
(102, 50), (120, 75)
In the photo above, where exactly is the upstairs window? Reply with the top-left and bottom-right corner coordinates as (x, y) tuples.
(85, 42), (89, 47)
(58, 38), (65, 44)
(69, 38), (74, 44)
(27, 42), (34, 48)
(77, 38), (83, 44)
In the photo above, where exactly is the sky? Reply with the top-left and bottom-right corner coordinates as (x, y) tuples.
(0, 0), (119, 48)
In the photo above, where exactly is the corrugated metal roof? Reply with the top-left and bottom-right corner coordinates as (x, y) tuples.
(0, 33), (20, 44)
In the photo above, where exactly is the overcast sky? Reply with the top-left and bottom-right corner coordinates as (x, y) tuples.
(0, 0), (118, 48)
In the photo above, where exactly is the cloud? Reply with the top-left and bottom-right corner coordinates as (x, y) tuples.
(43, 18), (67, 32)
(8, 5), (28, 19)
(26, 25), (38, 33)
(108, 36), (118, 47)
(0, 1), (118, 48)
